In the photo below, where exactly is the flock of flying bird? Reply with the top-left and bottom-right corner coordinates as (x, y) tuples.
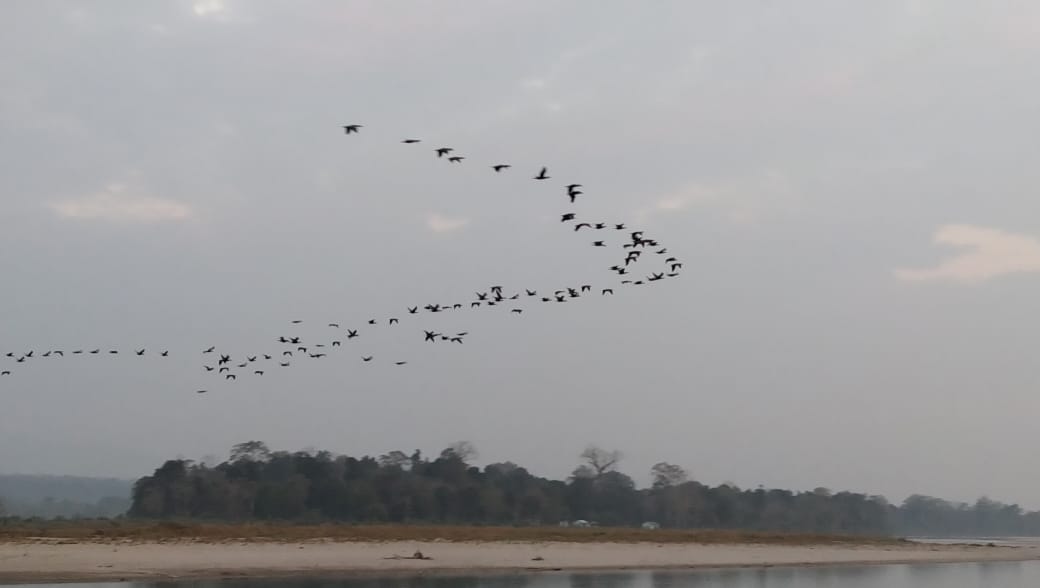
(0, 124), (682, 389)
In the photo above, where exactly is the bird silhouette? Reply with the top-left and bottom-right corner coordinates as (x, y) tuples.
(408, 306), (418, 314)
(362, 356), (373, 362)
(203, 346), (215, 353)
(602, 288), (614, 295)
(254, 370), (264, 376)
(448, 156), (464, 163)
(160, 350), (168, 357)
(492, 164), (511, 172)
(342, 125), (362, 134)
(395, 361), (407, 366)
(329, 323), (340, 328)
(347, 330), (359, 339)
(135, 349), (145, 356)
(402, 139), (421, 143)
(389, 318), (399, 325)
(225, 374), (236, 380)
(561, 213), (576, 222)
(593, 241), (605, 247)
(575, 223), (592, 231)
(534, 167), (549, 180)
(435, 147), (453, 157)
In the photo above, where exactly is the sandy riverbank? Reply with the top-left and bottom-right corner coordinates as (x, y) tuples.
(1, 539), (1039, 584)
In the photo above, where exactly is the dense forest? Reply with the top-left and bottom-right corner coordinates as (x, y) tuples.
(124, 441), (1040, 537)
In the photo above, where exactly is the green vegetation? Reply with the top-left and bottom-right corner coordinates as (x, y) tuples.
(117, 441), (1040, 537)
(0, 519), (904, 545)
(5, 442), (1033, 540)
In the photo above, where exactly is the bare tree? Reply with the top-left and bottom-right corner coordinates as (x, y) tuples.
(230, 441), (271, 463)
(650, 462), (688, 488)
(379, 450), (411, 470)
(579, 445), (622, 478)
(441, 440), (478, 463)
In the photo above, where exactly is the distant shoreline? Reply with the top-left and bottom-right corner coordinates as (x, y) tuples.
(2, 538), (1038, 584)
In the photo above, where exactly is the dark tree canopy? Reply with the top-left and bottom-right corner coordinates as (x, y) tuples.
(120, 441), (1040, 537)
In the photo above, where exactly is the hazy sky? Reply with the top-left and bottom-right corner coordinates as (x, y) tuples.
(3, 1), (1040, 509)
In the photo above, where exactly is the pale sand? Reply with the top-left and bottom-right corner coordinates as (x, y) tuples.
(1, 540), (1038, 584)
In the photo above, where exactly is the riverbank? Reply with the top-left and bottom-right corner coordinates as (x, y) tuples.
(2, 539), (1038, 584)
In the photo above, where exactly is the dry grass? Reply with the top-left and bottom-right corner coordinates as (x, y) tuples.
(0, 520), (907, 546)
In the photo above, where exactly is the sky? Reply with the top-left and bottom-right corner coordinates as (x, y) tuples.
(3, 0), (1040, 509)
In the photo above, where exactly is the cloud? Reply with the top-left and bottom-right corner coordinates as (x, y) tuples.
(426, 213), (470, 234)
(637, 172), (793, 225)
(895, 225), (1040, 283)
(48, 183), (193, 223)
(192, 0), (227, 18)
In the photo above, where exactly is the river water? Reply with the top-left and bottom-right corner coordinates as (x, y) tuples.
(6, 562), (1040, 588)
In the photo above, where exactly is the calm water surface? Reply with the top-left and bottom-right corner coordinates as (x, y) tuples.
(8, 563), (1040, 588)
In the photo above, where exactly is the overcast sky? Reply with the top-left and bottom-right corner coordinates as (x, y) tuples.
(3, 0), (1040, 509)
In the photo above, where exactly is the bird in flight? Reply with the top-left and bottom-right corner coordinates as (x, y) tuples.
(135, 349), (145, 356)
(402, 139), (421, 143)
(436, 147), (453, 157)
(395, 361), (407, 366)
(203, 346), (215, 353)
(448, 156), (464, 163)
(561, 213), (576, 222)
(575, 223), (592, 231)
(342, 124), (362, 134)
(593, 241), (605, 247)
(492, 164), (511, 172)
(329, 323), (340, 328)
(534, 167), (550, 180)
(362, 356), (373, 362)
(347, 330), (359, 339)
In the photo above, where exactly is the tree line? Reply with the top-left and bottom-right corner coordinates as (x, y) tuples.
(126, 441), (1040, 537)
